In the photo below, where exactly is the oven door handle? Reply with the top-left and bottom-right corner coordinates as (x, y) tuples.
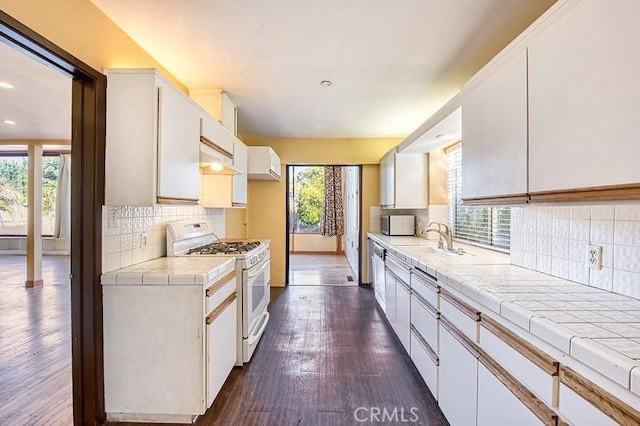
(247, 310), (269, 346)
(248, 259), (270, 279)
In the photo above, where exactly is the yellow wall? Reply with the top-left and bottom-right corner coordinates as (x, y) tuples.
(0, 0), (185, 91)
(429, 148), (449, 205)
(245, 137), (399, 286)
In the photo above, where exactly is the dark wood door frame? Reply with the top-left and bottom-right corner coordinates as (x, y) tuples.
(0, 11), (107, 425)
(284, 164), (364, 285)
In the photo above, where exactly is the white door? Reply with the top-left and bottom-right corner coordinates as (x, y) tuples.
(344, 166), (360, 281)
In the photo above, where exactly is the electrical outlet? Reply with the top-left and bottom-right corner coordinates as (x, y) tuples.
(107, 207), (118, 229)
(586, 245), (602, 269)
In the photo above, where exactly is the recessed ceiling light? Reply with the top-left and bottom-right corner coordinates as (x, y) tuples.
(320, 80), (332, 87)
(2, 119), (16, 125)
(0, 82), (13, 89)
(436, 133), (453, 140)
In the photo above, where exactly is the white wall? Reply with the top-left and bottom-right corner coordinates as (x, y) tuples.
(0, 237), (69, 255)
(511, 202), (640, 300)
(101, 205), (225, 273)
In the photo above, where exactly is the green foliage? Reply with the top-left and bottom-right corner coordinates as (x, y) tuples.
(0, 156), (59, 216)
(294, 167), (324, 230)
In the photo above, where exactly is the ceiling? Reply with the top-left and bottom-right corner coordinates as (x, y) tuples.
(92, 0), (557, 139)
(0, 1), (557, 142)
(0, 41), (72, 140)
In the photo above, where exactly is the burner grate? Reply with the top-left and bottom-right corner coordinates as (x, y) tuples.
(187, 241), (261, 255)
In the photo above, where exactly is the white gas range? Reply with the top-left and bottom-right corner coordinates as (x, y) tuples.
(166, 220), (270, 365)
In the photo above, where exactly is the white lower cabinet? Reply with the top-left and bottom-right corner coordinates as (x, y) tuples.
(438, 324), (478, 426)
(395, 279), (411, 352)
(206, 296), (237, 407)
(479, 321), (557, 407)
(385, 269), (396, 327)
(410, 328), (438, 400)
(477, 363), (543, 426)
(558, 381), (618, 426)
(410, 294), (438, 353)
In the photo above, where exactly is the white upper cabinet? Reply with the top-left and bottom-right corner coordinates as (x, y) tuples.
(462, 49), (528, 202)
(247, 147), (281, 181)
(528, 0), (640, 194)
(379, 151), (428, 209)
(105, 69), (200, 206)
(231, 140), (248, 206)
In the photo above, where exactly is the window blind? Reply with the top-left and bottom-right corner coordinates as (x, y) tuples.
(447, 147), (511, 250)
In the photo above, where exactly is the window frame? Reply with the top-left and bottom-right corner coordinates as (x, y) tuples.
(0, 149), (69, 238)
(447, 146), (511, 252)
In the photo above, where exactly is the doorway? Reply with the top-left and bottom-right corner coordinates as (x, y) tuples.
(285, 165), (362, 286)
(1, 11), (106, 425)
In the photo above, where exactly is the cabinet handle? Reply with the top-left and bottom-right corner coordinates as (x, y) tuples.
(411, 291), (438, 317)
(560, 366), (640, 425)
(479, 348), (558, 426)
(481, 315), (558, 376)
(410, 325), (438, 365)
(156, 196), (199, 205)
(206, 292), (237, 325)
(411, 268), (439, 292)
(441, 288), (480, 321)
(205, 271), (237, 297)
(200, 135), (234, 159)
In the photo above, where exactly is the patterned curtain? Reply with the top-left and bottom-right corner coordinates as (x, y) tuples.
(320, 166), (344, 236)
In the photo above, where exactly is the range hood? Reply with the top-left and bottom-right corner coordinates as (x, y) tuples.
(199, 115), (240, 175)
(247, 146), (281, 181)
(200, 142), (240, 175)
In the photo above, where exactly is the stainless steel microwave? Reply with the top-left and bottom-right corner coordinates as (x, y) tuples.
(381, 215), (415, 236)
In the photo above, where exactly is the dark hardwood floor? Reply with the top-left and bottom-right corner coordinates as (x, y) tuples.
(0, 255), (72, 425)
(289, 254), (357, 286)
(198, 286), (447, 425)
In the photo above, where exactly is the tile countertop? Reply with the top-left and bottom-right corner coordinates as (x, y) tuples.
(101, 256), (236, 286)
(369, 232), (640, 396)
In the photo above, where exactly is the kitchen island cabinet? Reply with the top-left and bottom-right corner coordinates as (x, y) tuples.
(105, 69), (201, 206)
(101, 256), (236, 423)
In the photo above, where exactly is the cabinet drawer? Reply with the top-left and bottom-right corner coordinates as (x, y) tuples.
(410, 328), (438, 400)
(410, 269), (439, 309)
(477, 363), (545, 426)
(559, 366), (640, 426)
(440, 288), (479, 342)
(386, 255), (410, 285)
(411, 294), (438, 354)
(205, 271), (236, 314)
(480, 317), (558, 407)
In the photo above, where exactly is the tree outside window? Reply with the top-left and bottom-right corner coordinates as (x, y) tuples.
(291, 166), (324, 233)
(0, 154), (60, 236)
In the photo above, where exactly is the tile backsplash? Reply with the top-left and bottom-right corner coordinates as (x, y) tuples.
(511, 203), (640, 300)
(101, 205), (225, 273)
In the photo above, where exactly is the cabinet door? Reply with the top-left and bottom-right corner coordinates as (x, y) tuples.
(157, 82), (200, 202)
(379, 152), (395, 207)
(385, 270), (396, 326)
(373, 254), (386, 312)
(395, 280), (411, 352)
(232, 140), (248, 206)
(207, 299), (237, 407)
(528, 0), (640, 193)
(395, 153), (428, 209)
(439, 326), (478, 426)
(462, 49), (528, 200)
(477, 363), (543, 426)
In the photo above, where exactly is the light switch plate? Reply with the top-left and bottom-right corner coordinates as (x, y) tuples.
(586, 244), (602, 269)
(107, 207), (118, 229)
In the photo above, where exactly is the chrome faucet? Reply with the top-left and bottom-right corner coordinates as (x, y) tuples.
(421, 221), (455, 252)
